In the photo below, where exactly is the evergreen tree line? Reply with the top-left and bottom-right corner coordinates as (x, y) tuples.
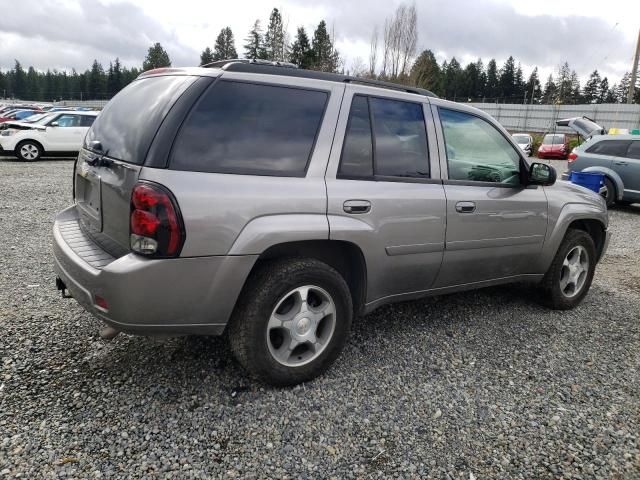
(0, 5), (637, 105)
(406, 52), (640, 104)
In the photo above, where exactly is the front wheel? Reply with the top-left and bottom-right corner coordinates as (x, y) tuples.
(228, 258), (353, 386)
(539, 229), (596, 310)
(601, 177), (616, 208)
(15, 140), (43, 162)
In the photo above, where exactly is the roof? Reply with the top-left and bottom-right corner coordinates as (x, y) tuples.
(199, 59), (438, 99)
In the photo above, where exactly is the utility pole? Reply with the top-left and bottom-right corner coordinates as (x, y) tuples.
(627, 29), (640, 104)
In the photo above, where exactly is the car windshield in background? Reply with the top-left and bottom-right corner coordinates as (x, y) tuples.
(513, 134), (530, 143)
(84, 75), (196, 164)
(24, 113), (52, 123)
(543, 134), (564, 144)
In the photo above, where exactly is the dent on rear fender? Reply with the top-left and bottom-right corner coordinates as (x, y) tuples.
(227, 214), (330, 255)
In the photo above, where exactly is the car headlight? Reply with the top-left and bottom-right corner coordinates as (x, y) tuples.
(1, 130), (17, 136)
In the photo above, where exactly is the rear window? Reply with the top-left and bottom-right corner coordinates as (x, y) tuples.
(512, 134), (530, 142)
(543, 134), (564, 144)
(84, 75), (195, 164)
(170, 81), (328, 176)
(585, 139), (631, 156)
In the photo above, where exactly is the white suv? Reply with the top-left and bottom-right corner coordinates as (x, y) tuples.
(0, 111), (99, 161)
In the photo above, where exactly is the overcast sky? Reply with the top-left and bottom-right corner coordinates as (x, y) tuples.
(0, 0), (638, 84)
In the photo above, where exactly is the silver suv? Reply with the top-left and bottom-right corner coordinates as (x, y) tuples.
(53, 61), (610, 385)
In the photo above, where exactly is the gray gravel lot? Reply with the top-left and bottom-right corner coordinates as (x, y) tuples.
(1, 158), (639, 479)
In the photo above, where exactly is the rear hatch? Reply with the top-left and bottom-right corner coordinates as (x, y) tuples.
(556, 116), (606, 139)
(74, 74), (198, 256)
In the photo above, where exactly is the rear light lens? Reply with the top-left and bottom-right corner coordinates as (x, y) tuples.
(568, 152), (578, 163)
(130, 182), (185, 257)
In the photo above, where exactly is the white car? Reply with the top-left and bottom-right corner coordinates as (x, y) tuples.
(0, 111), (99, 161)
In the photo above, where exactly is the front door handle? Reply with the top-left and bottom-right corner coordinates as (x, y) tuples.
(614, 161), (628, 166)
(455, 201), (476, 213)
(343, 200), (371, 214)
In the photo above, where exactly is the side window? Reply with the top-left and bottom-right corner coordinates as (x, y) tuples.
(170, 81), (328, 176)
(439, 108), (521, 185)
(586, 140), (632, 156)
(80, 115), (96, 127)
(338, 95), (429, 179)
(339, 96), (373, 177)
(626, 141), (640, 160)
(54, 114), (79, 127)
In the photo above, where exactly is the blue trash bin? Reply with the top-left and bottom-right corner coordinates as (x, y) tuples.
(569, 171), (604, 193)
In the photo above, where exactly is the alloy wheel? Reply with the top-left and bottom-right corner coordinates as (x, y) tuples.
(559, 245), (589, 298)
(266, 285), (336, 367)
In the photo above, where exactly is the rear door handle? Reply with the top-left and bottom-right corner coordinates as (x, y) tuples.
(455, 201), (476, 213)
(343, 200), (371, 214)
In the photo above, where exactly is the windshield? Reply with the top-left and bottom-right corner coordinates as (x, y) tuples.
(512, 134), (530, 143)
(23, 113), (51, 123)
(543, 134), (564, 144)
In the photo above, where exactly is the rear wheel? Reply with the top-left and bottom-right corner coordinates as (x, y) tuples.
(601, 177), (616, 208)
(539, 229), (596, 310)
(228, 258), (353, 386)
(15, 140), (42, 162)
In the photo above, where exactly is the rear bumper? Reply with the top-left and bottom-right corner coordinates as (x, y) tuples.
(53, 205), (258, 336)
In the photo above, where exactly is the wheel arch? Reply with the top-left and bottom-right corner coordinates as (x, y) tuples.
(566, 218), (607, 262)
(15, 138), (45, 157)
(582, 166), (624, 200)
(246, 240), (367, 316)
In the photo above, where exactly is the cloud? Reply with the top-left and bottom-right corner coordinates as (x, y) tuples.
(294, 0), (634, 81)
(0, 0), (197, 71)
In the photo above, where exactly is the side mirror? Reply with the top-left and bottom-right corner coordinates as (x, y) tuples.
(528, 162), (556, 186)
(50, 121), (59, 127)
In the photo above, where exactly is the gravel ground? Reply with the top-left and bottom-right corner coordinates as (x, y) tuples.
(1, 158), (639, 479)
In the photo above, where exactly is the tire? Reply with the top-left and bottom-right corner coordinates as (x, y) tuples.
(601, 177), (616, 208)
(539, 229), (596, 310)
(228, 258), (353, 386)
(15, 140), (43, 162)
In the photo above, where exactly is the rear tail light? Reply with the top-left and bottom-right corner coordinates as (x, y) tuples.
(130, 182), (185, 257)
(568, 152), (578, 163)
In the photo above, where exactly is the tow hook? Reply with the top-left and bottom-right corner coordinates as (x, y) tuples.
(99, 326), (120, 341)
(55, 277), (72, 299)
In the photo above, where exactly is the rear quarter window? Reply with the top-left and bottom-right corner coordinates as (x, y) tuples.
(84, 75), (196, 164)
(585, 140), (631, 156)
(169, 80), (328, 176)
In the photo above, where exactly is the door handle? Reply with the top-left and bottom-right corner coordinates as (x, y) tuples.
(614, 161), (628, 166)
(343, 200), (371, 214)
(455, 201), (476, 213)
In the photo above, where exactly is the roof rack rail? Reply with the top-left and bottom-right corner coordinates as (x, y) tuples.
(201, 58), (298, 69)
(202, 60), (437, 98)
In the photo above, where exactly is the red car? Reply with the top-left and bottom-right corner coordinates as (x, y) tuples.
(537, 133), (569, 159)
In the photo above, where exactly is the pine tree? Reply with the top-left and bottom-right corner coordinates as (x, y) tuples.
(542, 74), (557, 104)
(475, 59), (487, 99)
(200, 47), (215, 66)
(142, 42), (171, 71)
(514, 63), (525, 100)
(214, 27), (238, 61)
(289, 27), (312, 68)
(485, 59), (499, 100)
(410, 50), (442, 96)
(244, 20), (267, 59)
(12, 60), (26, 99)
(583, 70), (601, 103)
(555, 62), (572, 103)
(25, 66), (39, 100)
(615, 72), (631, 103)
(598, 77), (610, 103)
(443, 57), (463, 100)
(264, 8), (286, 61)
(499, 56), (516, 100)
(525, 67), (542, 104)
(87, 60), (105, 99)
(311, 20), (339, 72)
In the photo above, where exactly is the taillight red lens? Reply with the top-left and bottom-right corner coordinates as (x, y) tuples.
(568, 152), (578, 163)
(130, 182), (184, 257)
